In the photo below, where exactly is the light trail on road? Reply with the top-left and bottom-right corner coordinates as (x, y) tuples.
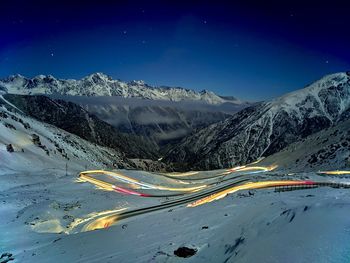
(163, 171), (200, 177)
(81, 179), (339, 232)
(68, 208), (127, 233)
(219, 165), (278, 176)
(75, 165), (350, 233)
(162, 158), (269, 179)
(79, 171), (208, 194)
(79, 173), (151, 196)
(188, 180), (315, 207)
(78, 177), (250, 232)
(318, 170), (350, 175)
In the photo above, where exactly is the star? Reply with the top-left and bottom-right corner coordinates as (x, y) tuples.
(50, 53), (54, 57)
(203, 20), (207, 24)
(123, 30), (127, 35)
(325, 60), (329, 64)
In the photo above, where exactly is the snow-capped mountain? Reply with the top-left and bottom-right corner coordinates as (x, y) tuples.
(0, 73), (244, 105)
(164, 72), (350, 170)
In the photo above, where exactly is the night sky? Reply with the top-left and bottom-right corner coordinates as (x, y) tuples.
(1, 0), (349, 100)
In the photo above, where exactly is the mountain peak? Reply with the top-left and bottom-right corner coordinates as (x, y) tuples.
(33, 74), (57, 81)
(129, 80), (146, 86)
(269, 72), (349, 108)
(6, 74), (26, 81)
(13, 73), (25, 78)
(200, 89), (211, 94)
(84, 72), (112, 81)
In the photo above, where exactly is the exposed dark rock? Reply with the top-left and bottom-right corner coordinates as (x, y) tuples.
(32, 134), (41, 146)
(174, 247), (197, 258)
(225, 236), (245, 255)
(0, 252), (14, 263)
(0, 112), (8, 118)
(6, 144), (14, 153)
(4, 123), (16, 130)
(52, 238), (62, 243)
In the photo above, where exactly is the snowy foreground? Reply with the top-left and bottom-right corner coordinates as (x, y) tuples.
(1, 165), (350, 263)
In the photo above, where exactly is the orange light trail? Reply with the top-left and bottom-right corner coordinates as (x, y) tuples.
(188, 180), (315, 207)
(69, 208), (127, 233)
(82, 214), (119, 232)
(318, 170), (350, 175)
(220, 165), (278, 175)
(164, 171), (200, 177)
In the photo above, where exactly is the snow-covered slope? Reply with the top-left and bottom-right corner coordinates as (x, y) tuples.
(165, 72), (350, 170)
(0, 73), (244, 105)
(0, 96), (135, 173)
(3, 169), (350, 263)
(259, 119), (350, 171)
(3, 94), (159, 160)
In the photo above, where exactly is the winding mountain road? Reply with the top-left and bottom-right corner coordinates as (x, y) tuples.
(74, 167), (350, 232)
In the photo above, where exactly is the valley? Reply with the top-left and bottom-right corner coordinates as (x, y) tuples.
(0, 72), (349, 263)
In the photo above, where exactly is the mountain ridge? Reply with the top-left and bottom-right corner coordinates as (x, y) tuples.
(164, 72), (350, 170)
(0, 73), (245, 105)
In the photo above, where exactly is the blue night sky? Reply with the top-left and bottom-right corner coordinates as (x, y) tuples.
(1, 0), (349, 101)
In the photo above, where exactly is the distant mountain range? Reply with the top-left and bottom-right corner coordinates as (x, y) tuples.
(0, 73), (245, 105)
(0, 73), (250, 148)
(164, 72), (350, 170)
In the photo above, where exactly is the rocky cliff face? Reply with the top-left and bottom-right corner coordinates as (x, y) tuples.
(164, 72), (350, 170)
(258, 118), (350, 172)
